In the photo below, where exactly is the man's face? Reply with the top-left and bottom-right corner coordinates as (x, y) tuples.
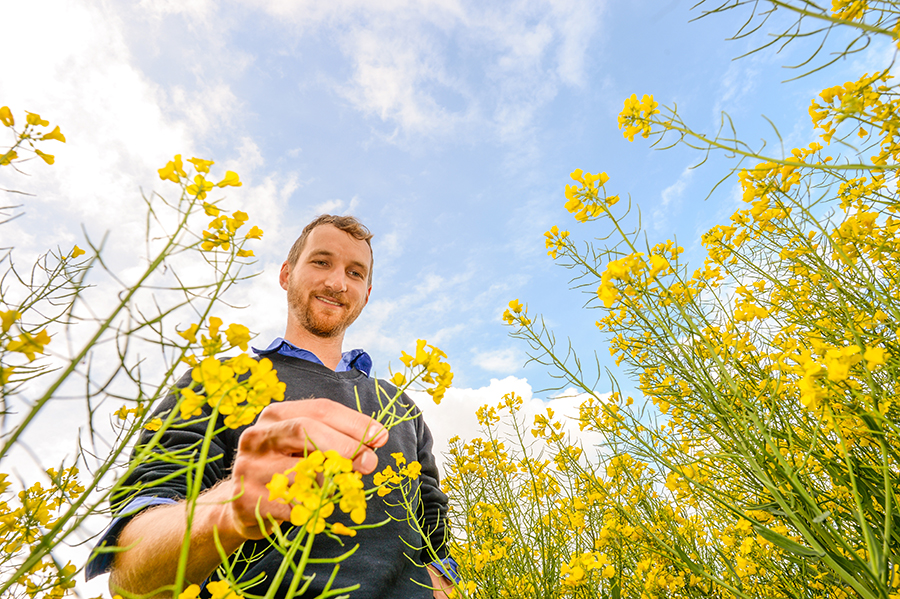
(280, 224), (372, 338)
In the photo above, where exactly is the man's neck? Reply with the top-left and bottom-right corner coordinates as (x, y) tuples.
(282, 327), (344, 370)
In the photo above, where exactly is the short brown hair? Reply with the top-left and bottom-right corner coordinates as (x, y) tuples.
(286, 214), (374, 284)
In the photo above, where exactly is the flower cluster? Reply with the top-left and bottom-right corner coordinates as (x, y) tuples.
(808, 71), (899, 164)
(397, 339), (453, 405)
(178, 316), (251, 360)
(178, 355), (285, 428)
(595, 251), (670, 308)
(561, 551), (615, 587)
(372, 452), (422, 497)
(177, 579), (244, 599)
(617, 93), (660, 141)
(0, 106), (66, 167)
(174, 317), (284, 427)
(0, 467), (81, 598)
(563, 169), (618, 223)
(444, 10), (900, 596)
(501, 299), (530, 328)
(543, 225), (570, 259)
(157, 154), (263, 255)
(265, 450), (366, 537)
(831, 0), (868, 21)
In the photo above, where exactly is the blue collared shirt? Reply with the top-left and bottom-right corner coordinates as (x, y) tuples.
(252, 337), (373, 376)
(87, 341), (458, 584)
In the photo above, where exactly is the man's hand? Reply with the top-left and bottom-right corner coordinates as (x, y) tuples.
(222, 398), (388, 540)
(110, 398), (388, 597)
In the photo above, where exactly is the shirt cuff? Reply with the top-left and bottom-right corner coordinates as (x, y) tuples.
(85, 496), (178, 580)
(429, 556), (460, 584)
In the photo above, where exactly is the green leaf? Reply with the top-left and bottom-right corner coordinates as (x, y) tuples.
(753, 524), (824, 558)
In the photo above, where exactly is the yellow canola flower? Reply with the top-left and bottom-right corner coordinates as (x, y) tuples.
(291, 494), (334, 534)
(70, 245), (85, 259)
(225, 323), (251, 351)
(34, 149), (54, 165)
(177, 584), (202, 599)
(186, 174), (214, 200)
(7, 329), (52, 361)
(266, 472), (293, 503)
(864, 346), (886, 369)
(823, 346), (861, 382)
(618, 93), (660, 141)
(177, 323), (200, 344)
(236, 249), (255, 258)
(202, 201), (220, 217)
(25, 112), (49, 127)
(0, 150), (18, 166)
(0, 106), (13, 127)
(391, 372), (406, 387)
(217, 170), (242, 188)
(331, 522), (357, 537)
(158, 155), (187, 183)
(398, 339), (453, 404)
(544, 225), (570, 259)
(648, 254), (669, 279)
(831, 0), (868, 20)
(143, 418), (162, 431)
(1, 310), (21, 334)
(206, 580), (242, 599)
(187, 157), (214, 173)
(40, 126), (65, 143)
(245, 225), (264, 239)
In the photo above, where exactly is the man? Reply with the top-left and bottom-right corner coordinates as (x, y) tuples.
(88, 215), (455, 598)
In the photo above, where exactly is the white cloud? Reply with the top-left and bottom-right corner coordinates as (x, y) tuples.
(312, 195), (361, 216)
(472, 346), (523, 373)
(415, 376), (611, 470)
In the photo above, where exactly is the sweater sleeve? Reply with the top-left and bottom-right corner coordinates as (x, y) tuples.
(109, 369), (240, 514)
(89, 371), (239, 577)
(413, 403), (450, 562)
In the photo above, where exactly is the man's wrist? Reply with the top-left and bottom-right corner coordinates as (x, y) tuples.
(195, 480), (250, 552)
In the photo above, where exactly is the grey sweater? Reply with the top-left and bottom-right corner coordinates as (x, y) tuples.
(114, 353), (449, 599)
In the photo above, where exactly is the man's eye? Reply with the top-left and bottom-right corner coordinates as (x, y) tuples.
(349, 270), (363, 279)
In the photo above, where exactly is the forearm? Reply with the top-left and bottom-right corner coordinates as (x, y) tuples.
(109, 485), (245, 598)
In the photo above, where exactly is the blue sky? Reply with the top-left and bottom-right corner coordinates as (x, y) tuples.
(0, 1), (886, 592)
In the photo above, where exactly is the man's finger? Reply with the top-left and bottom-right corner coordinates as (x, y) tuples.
(256, 399), (388, 447)
(238, 414), (383, 474)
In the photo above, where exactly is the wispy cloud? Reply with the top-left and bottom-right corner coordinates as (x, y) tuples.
(239, 0), (604, 144)
(652, 166), (693, 231)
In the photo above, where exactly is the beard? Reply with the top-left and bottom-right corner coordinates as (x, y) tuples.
(287, 282), (365, 338)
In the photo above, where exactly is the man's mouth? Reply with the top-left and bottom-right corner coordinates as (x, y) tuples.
(316, 295), (343, 307)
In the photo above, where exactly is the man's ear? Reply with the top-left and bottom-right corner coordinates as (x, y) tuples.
(364, 285), (371, 306)
(279, 262), (291, 290)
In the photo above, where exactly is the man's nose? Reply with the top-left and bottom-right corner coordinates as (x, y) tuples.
(323, 269), (347, 292)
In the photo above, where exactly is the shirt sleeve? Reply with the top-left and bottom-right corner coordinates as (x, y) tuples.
(85, 496), (177, 579)
(429, 557), (460, 584)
